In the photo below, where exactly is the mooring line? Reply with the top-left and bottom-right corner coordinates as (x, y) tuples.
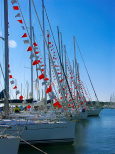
(19, 137), (48, 154)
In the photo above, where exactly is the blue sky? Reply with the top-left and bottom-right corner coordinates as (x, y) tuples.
(0, 0), (114, 101)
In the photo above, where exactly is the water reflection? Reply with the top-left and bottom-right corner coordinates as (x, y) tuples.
(74, 119), (91, 154)
(19, 142), (75, 154)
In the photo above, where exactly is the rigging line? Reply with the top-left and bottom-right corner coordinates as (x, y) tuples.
(43, 8), (74, 103)
(19, 137), (48, 154)
(29, 0), (33, 99)
(67, 61), (77, 99)
(16, 0), (30, 38)
(15, 0), (41, 61)
(39, 2), (74, 102)
(82, 81), (92, 101)
(0, 63), (5, 81)
(31, 0), (70, 107)
(66, 54), (79, 96)
(16, 1), (42, 93)
(60, 32), (64, 80)
(42, 0), (47, 103)
(0, 0), (3, 33)
(32, 0), (74, 107)
(75, 39), (99, 102)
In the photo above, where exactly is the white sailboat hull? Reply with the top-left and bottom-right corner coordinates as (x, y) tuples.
(87, 108), (102, 116)
(0, 120), (76, 143)
(0, 135), (20, 154)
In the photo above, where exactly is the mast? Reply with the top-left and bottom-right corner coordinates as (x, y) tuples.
(60, 32), (64, 85)
(4, 0), (9, 116)
(73, 60), (75, 97)
(32, 27), (40, 101)
(47, 31), (52, 85)
(60, 32), (63, 67)
(26, 81), (29, 99)
(73, 36), (78, 103)
(42, 0), (47, 104)
(57, 26), (61, 61)
(32, 0), (74, 106)
(21, 83), (22, 96)
(15, 79), (17, 99)
(29, 0), (33, 99)
(64, 45), (67, 76)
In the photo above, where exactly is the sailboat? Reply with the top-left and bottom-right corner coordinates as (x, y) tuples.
(0, 0), (76, 144)
(72, 36), (88, 120)
(87, 107), (101, 116)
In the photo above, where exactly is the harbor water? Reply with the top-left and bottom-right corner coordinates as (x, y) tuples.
(18, 109), (115, 154)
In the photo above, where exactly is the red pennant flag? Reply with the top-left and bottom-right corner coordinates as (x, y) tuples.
(41, 69), (45, 72)
(57, 72), (62, 75)
(48, 42), (51, 44)
(59, 79), (64, 82)
(38, 74), (45, 80)
(17, 20), (23, 24)
(19, 95), (23, 100)
(33, 42), (38, 46)
(53, 101), (62, 108)
(46, 85), (52, 93)
(68, 104), (71, 107)
(35, 51), (40, 54)
(22, 33), (27, 38)
(9, 75), (13, 79)
(13, 86), (17, 89)
(44, 78), (49, 81)
(32, 60), (41, 65)
(27, 105), (31, 109)
(13, 6), (19, 10)
(27, 46), (32, 51)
